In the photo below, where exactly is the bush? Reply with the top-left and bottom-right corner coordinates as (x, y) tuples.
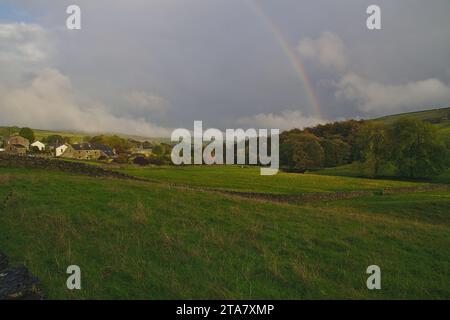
(19, 127), (35, 143)
(114, 153), (129, 164)
(133, 156), (150, 166)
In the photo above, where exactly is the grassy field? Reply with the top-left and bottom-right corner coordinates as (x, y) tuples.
(118, 165), (430, 194)
(0, 166), (449, 299)
(316, 163), (450, 184)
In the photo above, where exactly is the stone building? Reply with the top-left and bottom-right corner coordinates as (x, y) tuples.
(61, 143), (109, 160)
(4, 135), (30, 155)
(6, 135), (30, 150)
(5, 144), (27, 155)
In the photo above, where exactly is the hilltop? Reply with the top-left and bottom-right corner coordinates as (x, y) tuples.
(2, 106), (449, 142)
(373, 107), (450, 141)
(0, 127), (170, 144)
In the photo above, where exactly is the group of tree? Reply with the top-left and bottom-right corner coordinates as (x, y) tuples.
(357, 119), (448, 178)
(280, 118), (449, 178)
(280, 120), (362, 172)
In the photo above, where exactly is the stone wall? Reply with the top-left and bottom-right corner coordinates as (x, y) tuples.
(0, 252), (44, 300)
(0, 154), (141, 180)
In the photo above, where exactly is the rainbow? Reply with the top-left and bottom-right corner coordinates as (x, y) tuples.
(246, 0), (324, 119)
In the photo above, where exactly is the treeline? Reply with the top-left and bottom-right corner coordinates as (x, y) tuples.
(280, 120), (362, 172)
(280, 118), (449, 178)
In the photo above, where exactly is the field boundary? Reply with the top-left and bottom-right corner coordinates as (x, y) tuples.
(1, 154), (448, 204)
(207, 184), (450, 203)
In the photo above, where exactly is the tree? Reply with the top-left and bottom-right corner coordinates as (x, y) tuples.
(44, 135), (66, 146)
(320, 138), (351, 167)
(280, 132), (324, 171)
(388, 119), (448, 178)
(284, 119), (364, 163)
(143, 141), (153, 149)
(90, 135), (129, 153)
(356, 123), (389, 178)
(19, 127), (35, 142)
(152, 144), (165, 157)
(0, 126), (19, 137)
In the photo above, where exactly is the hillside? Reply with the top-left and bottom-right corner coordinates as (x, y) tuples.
(373, 107), (450, 141)
(0, 127), (169, 144)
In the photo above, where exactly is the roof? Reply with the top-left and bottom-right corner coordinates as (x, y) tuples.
(72, 143), (90, 151)
(12, 144), (27, 148)
(7, 135), (29, 144)
(71, 143), (115, 156)
(90, 143), (113, 151)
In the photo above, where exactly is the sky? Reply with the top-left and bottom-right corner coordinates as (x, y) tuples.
(0, 0), (450, 137)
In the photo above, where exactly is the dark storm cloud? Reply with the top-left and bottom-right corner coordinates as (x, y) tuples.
(1, 0), (449, 135)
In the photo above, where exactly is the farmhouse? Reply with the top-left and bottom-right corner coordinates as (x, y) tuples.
(55, 144), (69, 157)
(61, 143), (111, 160)
(31, 141), (46, 151)
(130, 147), (153, 157)
(5, 144), (27, 155)
(5, 134), (30, 150)
(91, 143), (116, 158)
(2, 134), (30, 155)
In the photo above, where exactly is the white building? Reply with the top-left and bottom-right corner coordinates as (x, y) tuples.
(0, 148), (4, 152)
(31, 141), (46, 151)
(55, 144), (69, 157)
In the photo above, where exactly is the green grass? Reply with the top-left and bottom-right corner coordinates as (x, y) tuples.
(0, 167), (449, 299)
(316, 163), (450, 184)
(374, 106), (449, 123)
(117, 165), (430, 195)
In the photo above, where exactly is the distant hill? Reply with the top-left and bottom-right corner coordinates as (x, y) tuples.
(2, 107), (450, 144)
(0, 127), (170, 144)
(373, 107), (450, 141)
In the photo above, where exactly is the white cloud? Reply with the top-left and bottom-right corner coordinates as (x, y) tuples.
(125, 90), (168, 115)
(0, 22), (170, 137)
(0, 23), (50, 63)
(237, 110), (326, 131)
(0, 23), (53, 86)
(335, 73), (450, 114)
(299, 31), (450, 115)
(298, 31), (348, 71)
(0, 68), (170, 137)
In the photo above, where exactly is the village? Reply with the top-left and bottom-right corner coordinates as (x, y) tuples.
(0, 128), (172, 165)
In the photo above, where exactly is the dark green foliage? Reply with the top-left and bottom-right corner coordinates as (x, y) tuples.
(320, 138), (351, 167)
(152, 144), (165, 156)
(43, 135), (66, 146)
(356, 123), (389, 178)
(142, 141), (153, 149)
(281, 116), (449, 178)
(280, 132), (324, 170)
(0, 127), (20, 138)
(19, 127), (35, 143)
(90, 135), (129, 153)
(388, 119), (448, 178)
(281, 120), (363, 170)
